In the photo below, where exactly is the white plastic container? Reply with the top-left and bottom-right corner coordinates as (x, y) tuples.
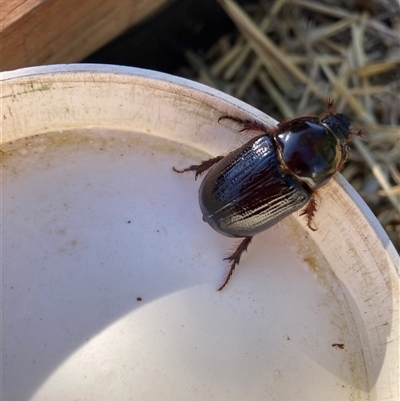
(2, 64), (399, 401)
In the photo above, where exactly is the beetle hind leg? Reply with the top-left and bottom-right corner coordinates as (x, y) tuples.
(218, 236), (253, 291)
(173, 156), (224, 180)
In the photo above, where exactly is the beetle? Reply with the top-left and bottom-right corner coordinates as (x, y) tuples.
(174, 100), (363, 290)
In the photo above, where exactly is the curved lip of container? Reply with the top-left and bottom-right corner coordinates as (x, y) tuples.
(2, 64), (399, 401)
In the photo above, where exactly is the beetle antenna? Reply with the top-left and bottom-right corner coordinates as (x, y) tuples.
(326, 98), (335, 114)
(351, 127), (365, 138)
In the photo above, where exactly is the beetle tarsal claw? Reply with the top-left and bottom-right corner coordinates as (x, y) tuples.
(218, 115), (271, 134)
(172, 156), (224, 180)
(172, 166), (195, 174)
(173, 165), (201, 180)
(218, 236), (253, 291)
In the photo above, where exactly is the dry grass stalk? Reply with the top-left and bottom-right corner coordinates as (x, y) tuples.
(181, 0), (400, 251)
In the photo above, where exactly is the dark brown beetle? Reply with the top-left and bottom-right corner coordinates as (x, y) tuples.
(174, 100), (363, 290)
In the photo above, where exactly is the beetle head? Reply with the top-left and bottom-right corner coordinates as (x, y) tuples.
(321, 113), (352, 142)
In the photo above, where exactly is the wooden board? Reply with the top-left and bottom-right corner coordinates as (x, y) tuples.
(1, 0), (172, 71)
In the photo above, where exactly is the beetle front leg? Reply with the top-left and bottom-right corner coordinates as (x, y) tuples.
(300, 194), (318, 231)
(173, 156), (224, 180)
(218, 236), (253, 291)
(218, 115), (272, 134)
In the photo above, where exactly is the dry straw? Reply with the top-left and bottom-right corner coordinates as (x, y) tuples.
(180, 0), (400, 251)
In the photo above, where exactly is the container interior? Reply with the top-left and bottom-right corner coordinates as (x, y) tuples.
(3, 128), (369, 400)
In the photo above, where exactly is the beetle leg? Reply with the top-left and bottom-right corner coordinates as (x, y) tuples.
(173, 156), (224, 180)
(218, 236), (253, 291)
(218, 115), (271, 134)
(300, 195), (318, 231)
